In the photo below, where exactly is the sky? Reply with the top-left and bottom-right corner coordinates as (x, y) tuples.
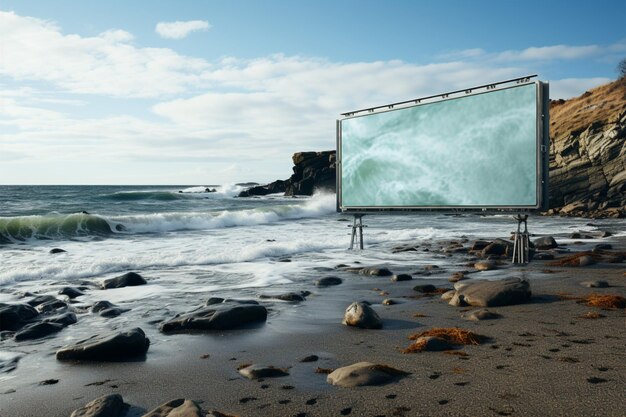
(1, 0), (625, 185)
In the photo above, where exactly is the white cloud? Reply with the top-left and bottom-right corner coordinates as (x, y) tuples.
(549, 77), (611, 99)
(496, 45), (602, 61)
(155, 20), (210, 39)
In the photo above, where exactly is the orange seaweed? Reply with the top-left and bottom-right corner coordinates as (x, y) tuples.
(408, 327), (485, 345)
(585, 294), (626, 309)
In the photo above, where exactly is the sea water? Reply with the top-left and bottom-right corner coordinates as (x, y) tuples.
(0, 185), (624, 332)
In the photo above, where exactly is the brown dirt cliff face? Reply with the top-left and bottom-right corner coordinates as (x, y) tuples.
(548, 79), (626, 217)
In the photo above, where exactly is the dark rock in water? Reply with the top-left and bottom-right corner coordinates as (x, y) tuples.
(91, 301), (115, 313)
(44, 312), (78, 326)
(260, 292), (306, 302)
(14, 322), (64, 341)
(115, 224), (127, 232)
(534, 252), (555, 260)
(463, 309), (502, 321)
(56, 327), (150, 361)
(238, 180), (288, 197)
(206, 297), (225, 305)
(578, 255), (596, 267)
(391, 274), (412, 282)
(70, 394), (127, 417)
(593, 243), (613, 250)
(359, 267), (393, 277)
(0, 353), (21, 373)
(205, 188), (217, 193)
(99, 307), (127, 318)
(36, 299), (67, 313)
(327, 362), (409, 387)
(300, 355), (319, 363)
(481, 242), (507, 257)
(49, 248), (67, 254)
(534, 236), (558, 250)
(450, 278), (531, 307)
(160, 302), (267, 333)
(0, 304), (39, 331)
(27, 295), (58, 307)
(59, 286), (85, 299)
(413, 284), (437, 293)
(142, 398), (204, 417)
(470, 240), (491, 251)
(239, 364), (289, 380)
(102, 272), (146, 289)
(315, 276), (343, 286)
(580, 280), (609, 288)
(342, 302), (382, 329)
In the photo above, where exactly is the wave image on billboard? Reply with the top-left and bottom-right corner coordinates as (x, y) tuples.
(339, 82), (547, 210)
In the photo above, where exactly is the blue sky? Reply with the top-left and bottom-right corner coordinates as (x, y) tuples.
(1, 0), (625, 184)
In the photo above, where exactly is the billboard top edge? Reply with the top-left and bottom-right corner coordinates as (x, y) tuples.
(340, 75), (542, 120)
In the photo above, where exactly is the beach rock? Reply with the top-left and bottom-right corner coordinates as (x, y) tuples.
(534, 236), (558, 250)
(451, 278), (531, 307)
(49, 248), (67, 254)
(44, 312), (78, 326)
(59, 286), (85, 299)
(300, 355), (319, 362)
(593, 243), (613, 251)
(142, 398), (203, 417)
(101, 272), (146, 289)
(315, 276), (343, 286)
(410, 336), (453, 351)
(238, 364), (289, 380)
(259, 292), (306, 302)
(413, 284), (437, 293)
(448, 271), (467, 282)
(580, 280), (609, 288)
(36, 299), (67, 313)
(159, 302), (267, 333)
(206, 297), (225, 305)
(14, 322), (64, 341)
(99, 307), (127, 318)
(578, 255), (596, 267)
(391, 274), (412, 282)
(463, 309), (502, 321)
(70, 394), (127, 417)
(474, 260), (497, 271)
(441, 290), (456, 301)
(470, 240), (490, 251)
(534, 252), (555, 260)
(0, 304), (39, 331)
(27, 295), (58, 307)
(91, 301), (115, 313)
(342, 302), (382, 329)
(382, 299), (396, 305)
(449, 292), (468, 307)
(327, 362), (409, 387)
(359, 267), (393, 277)
(56, 327), (150, 361)
(481, 242), (507, 257)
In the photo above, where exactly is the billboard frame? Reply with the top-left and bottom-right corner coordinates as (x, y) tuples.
(336, 75), (550, 213)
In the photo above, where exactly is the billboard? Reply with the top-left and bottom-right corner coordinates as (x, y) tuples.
(337, 79), (549, 212)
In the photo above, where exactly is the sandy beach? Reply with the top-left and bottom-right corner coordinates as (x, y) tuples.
(1, 232), (624, 417)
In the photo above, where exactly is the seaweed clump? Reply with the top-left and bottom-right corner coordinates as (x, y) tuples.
(402, 327), (486, 353)
(585, 294), (626, 309)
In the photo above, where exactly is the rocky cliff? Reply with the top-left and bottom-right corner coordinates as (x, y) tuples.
(239, 80), (625, 217)
(547, 78), (625, 217)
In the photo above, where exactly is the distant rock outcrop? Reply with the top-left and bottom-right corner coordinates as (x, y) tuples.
(238, 151), (335, 197)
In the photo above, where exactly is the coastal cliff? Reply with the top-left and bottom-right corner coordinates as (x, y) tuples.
(239, 79), (625, 217)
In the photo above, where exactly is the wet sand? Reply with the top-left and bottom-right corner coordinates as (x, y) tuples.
(1, 239), (625, 417)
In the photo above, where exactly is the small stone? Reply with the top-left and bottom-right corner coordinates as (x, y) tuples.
(359, 267), (393, 277)
(580, 280), (609, 288)
(14, 322), (64, 341)
(448, 272), (467, 283)
(142, 398), (203, 417)
(327, 362), (409, 387)
(259, 292), (306, 302)
(391, 274), (412, 282)
(534, 252), (555, 260)
(413, 284), (437, 293)
(474, 260), (496, 271)
(315, 277), (343, 286)
(382, 299), (396, 305)
(342, 302), (382, 329)
(49, 248), (67, 254)
(300, 355), (319, 363)
(59, 287), (85, 299)
(463, 309), (501, 321)
(534, 236), (558, 250)
(578, 255), (596, 267)
(70, 394), (127, 417)
(56, 328), (150, 361)
(101, 272), (146, 289)
(238, 364), (289, 380)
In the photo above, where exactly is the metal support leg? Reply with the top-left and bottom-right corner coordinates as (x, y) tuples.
(512, 214), (530, 264)
(349, 214), (365, 250)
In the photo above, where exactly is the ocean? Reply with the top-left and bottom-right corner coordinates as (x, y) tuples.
(1, 185), (623, 329)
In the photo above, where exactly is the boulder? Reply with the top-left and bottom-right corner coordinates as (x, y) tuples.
(142, 398), (203, 417)
(441, 290), (456, 301)
(91, 301), (115, 313)
(315, 276), (343, 286)
(14, 322), (64, 341)
(36, 299), (67, 314)
(481, 242), (507, 257)
(27, 295), (58, 307)
(342, 302), (382, 329)
(534, 236), (558, 250)
(159, 302), (267, 333)
(44, 312), (78, 326)
(59, 287), (85, 299)
(0, 304), (39, 331)
(450, 278), (531, 307)
(327, 362), (409, 387)
(238, 364), (289, 380)
(70, 394), (127, 417)
(56, 327), (150, 361)
(102, 272), (146, 289)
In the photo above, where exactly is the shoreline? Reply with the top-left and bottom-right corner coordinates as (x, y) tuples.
(1, 235), (625, 416)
